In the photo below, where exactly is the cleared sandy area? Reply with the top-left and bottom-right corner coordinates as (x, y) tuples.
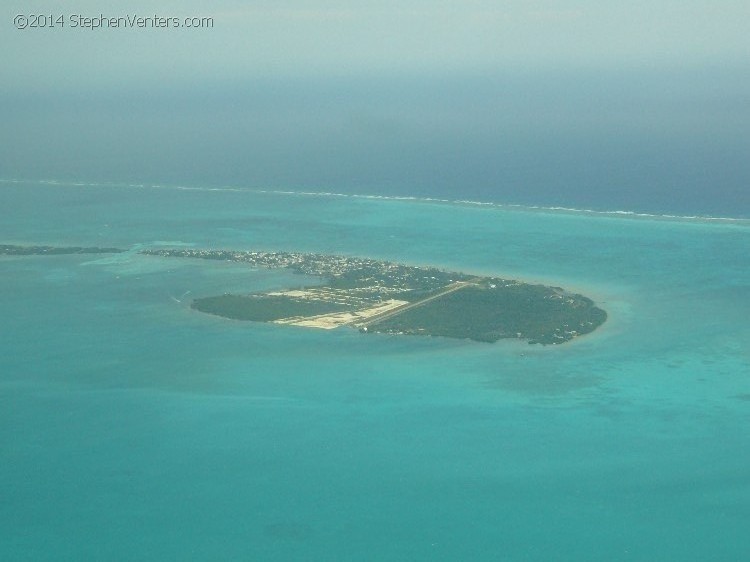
(274, 299), (409, 330)
(266, 290), (313, 297)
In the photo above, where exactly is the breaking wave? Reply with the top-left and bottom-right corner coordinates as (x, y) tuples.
(3, 178), (749, 226)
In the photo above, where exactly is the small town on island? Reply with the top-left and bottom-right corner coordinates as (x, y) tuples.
(2, 244), (607, 344)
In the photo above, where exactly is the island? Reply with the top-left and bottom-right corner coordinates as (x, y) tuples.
(2, 243), (607, 344)
(140, 248), (607, 345)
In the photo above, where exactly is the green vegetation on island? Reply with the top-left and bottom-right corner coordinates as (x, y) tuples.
(191, 294), (351, 322)
(368, 283), (607, 344)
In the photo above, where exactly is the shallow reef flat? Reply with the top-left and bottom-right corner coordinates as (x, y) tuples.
(0, 244), (125, 255)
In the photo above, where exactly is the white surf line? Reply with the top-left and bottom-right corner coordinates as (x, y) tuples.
(3, 178), (749, 225)
(169, 290), (191, 303)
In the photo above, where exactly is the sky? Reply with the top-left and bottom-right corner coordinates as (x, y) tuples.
(3, 0), (750, 86)
(2, 1), (749, 214)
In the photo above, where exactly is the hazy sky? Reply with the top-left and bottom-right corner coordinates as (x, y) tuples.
(2, 1), (749, 214)
(3, 0), (749, 90)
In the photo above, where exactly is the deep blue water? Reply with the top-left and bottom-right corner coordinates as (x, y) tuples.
(2, 66), (749, 217)
(1, 182), (749, 560)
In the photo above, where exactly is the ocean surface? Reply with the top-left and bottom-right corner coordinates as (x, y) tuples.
(4, 67), (749, 219)
(1, 181), (749, 560)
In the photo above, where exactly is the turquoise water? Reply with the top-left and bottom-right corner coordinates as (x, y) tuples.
(1, 182), (749, 560)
